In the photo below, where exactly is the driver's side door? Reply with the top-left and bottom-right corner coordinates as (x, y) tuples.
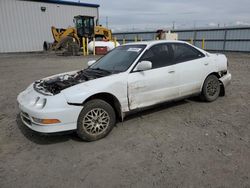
(127, 43), (180, 110)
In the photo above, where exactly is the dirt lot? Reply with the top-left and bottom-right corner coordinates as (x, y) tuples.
(0, 52), (249, 188)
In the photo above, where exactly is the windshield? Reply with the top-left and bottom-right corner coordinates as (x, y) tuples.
(91, 45), (146, 72)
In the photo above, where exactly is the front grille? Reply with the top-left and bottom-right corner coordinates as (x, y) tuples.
(21, 111), (29, 118)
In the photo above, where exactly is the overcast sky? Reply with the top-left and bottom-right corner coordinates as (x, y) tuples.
(75, 0), (250, 31)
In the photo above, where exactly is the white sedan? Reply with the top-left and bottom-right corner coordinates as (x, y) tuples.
(17, 40), (231, 141)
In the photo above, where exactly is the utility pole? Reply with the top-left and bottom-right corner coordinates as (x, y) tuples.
(172, 21), (175, 30)
(106, 16), (109, 28)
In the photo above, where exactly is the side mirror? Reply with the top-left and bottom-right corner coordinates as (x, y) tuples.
(87, 60), (96, 67)
(134, 61), (152, 72)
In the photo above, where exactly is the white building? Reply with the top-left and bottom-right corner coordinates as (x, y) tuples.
(0, 0), (99, 53)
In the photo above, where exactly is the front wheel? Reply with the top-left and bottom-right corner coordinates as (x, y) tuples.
(200, 75), (221, 102)
(77, 99), (116, 141)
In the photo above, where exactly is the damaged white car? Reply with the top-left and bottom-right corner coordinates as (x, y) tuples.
(17, 40), (231, 141)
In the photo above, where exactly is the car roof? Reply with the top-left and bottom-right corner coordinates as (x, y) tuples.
(122, 40), (208, 55)
(123, 40), (189, 47)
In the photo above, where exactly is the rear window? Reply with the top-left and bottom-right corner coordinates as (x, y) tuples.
(171, 43), (205, 63)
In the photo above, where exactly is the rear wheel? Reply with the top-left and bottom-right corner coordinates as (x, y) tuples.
(200, 75), (221, 102)
(77, 99), (116, 141)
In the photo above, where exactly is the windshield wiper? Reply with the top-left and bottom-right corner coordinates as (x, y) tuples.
(90, 67), (112, 74)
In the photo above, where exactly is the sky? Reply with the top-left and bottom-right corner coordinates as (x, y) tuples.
(71, 0), (250, 31)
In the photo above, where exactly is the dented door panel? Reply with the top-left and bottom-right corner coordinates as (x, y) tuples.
(127, 65), (179, 110)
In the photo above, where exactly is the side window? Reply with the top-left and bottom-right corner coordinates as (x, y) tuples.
(140, 44), (174, 69)
(76, 19), (82, 28)
(171, 43), (205, 63)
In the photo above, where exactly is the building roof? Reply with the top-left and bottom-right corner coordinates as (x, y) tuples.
(23, 0), (100, 8)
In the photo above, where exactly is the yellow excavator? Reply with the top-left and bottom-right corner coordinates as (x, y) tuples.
(43, 15), (112, 55)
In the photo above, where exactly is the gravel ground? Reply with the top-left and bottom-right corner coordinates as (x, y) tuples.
(0, 52), (249, 188)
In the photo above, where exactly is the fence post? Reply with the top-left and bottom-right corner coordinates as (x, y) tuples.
(114, 37), (117, 47)
(93, 38), (95, 56)
(193, 30), (197, 46)
(82, 37), (86, 56)
(223, 30), (228, 51)
(86, 38), (89, 55)
(202, 38), (205, 49)
(190, 38), (193, 45)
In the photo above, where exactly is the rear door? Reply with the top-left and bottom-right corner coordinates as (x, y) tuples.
(170, 43), (207, 96)
(127, 43), (180, 110)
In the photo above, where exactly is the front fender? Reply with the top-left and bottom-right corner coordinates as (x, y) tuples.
(61, 73), (129, 112)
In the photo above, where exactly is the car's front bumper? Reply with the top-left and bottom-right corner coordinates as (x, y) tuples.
(219, 72), (232, 88)
(18, 107), (79, 133)
(17, 85), (82, 133)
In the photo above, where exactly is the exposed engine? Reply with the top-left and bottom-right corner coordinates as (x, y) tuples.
(34, 68), (111, 95)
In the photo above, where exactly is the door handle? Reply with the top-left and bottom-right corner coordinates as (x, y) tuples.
(168, 70), (175, 74)
(204, 62), (209, 66)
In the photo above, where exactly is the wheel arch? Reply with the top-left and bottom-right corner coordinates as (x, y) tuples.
(202, 72), (225, 96)
(83, 92), (123, 121)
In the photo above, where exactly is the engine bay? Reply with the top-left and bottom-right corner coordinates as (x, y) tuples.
(34, 68), (111, 95)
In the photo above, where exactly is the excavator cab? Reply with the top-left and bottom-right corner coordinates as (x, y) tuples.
(74, 15), (95, 38)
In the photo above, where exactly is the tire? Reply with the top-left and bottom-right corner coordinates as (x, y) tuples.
(77, 99), (116, 141)
(200, 75), (221, 102)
